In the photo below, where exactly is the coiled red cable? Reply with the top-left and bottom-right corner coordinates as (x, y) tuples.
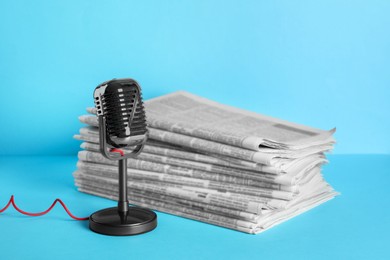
(1, 150), (124, 221)
(0, 195), (89, 221)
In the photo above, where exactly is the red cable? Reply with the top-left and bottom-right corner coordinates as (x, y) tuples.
(0, 149), (125, 220)
(0, 195), (89, 221)
(110, 148), (124, 156)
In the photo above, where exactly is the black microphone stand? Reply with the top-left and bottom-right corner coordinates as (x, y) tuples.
(118, 158), (129, 220)
(88, 116), (157, 236)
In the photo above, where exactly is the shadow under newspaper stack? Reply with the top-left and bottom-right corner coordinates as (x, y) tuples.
(73, 91), (338, 234)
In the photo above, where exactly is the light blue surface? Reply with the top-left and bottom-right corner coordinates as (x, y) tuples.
(0, 0), (389, 155)
(0, 1), (389, 257)
(0, 155), (389, 259)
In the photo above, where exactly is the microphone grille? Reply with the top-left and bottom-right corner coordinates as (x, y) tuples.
(94, 79), (147, 148)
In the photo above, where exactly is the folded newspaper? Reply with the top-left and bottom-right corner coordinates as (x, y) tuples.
(73, 91), (338, 234)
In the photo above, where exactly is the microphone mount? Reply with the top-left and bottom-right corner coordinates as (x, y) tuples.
(88, 78), (157, 236)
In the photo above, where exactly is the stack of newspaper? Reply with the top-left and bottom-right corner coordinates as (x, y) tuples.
(73, 91), (338, 234)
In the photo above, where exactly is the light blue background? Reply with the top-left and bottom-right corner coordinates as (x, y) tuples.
(0, 0), (389, 155)
(0, 2), (389, 259)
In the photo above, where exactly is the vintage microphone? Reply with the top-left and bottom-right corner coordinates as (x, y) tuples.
(89, 78), (157, 236)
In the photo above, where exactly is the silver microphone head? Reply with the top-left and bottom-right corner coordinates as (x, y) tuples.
(93, 78), (148, 148)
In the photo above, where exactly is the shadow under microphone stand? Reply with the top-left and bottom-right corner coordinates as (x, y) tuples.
(88, 116), (157, 236)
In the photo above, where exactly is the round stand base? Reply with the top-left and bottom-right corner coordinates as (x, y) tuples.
(89, 207), (157, 236)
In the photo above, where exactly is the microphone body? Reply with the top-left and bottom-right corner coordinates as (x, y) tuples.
(89, 78), (157, 236)
(94, 78), (147, 148)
